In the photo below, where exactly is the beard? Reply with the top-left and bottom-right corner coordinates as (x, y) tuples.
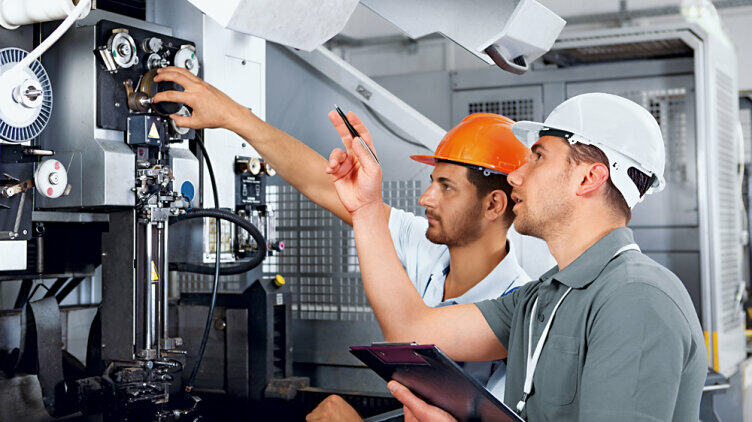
(513, 171), (574, 239)
(425, 203), (484, 247)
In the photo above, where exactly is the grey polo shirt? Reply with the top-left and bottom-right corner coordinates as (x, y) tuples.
(476, 227), (707, 422)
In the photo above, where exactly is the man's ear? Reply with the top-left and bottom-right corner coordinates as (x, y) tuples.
(577, 162), (610, 197)
(485, 190), (509, 221)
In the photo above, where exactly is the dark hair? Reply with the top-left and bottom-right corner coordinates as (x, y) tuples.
(437, 159), (515, 225)
(566, 142), (652, 223)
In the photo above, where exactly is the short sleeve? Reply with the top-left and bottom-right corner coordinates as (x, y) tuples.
(388, 207), (423, 267)
(579, 283), (691, 422)
(475, 284), (528, 349)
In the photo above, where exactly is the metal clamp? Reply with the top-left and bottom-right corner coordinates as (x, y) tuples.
(484, 45), (529, 75)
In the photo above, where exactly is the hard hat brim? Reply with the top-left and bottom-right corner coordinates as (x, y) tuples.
(410, 154), (439, 166)
(512, 121), (548, 147)
(410, 154), (512, 175)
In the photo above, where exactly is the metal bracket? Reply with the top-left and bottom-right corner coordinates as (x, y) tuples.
(288, 46), (446, 151)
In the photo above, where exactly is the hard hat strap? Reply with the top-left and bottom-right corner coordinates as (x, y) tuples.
(539, 127), (574, 141)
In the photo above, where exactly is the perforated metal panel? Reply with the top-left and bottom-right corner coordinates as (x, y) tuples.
(177, 273), (245, 293)
(467, 99), (534, 121)
(714, 70), (744, 333)
(264, 181), (423, 321)
(452, 86), (543, 126)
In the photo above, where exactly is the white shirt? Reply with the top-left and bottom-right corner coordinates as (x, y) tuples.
(388, 207), (530, 401)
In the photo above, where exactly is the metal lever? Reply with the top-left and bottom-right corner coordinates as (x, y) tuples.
(1, 179), (34, 198)
(484, 45), (529, 75)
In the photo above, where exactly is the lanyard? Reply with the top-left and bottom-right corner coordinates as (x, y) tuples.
(515, 243), (641, 415)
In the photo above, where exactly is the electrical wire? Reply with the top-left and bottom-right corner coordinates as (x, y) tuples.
(185, 131), (220, 389)
(170, 209), (266, 275)
(361, 102), (432, 151)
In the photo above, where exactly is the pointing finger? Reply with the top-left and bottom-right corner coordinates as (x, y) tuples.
(327, 110), (354, 154)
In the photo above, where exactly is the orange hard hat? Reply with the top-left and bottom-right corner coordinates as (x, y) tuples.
(411, 113), (529, 175)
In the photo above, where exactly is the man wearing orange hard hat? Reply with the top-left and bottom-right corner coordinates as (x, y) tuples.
(152, 67), (533, 421)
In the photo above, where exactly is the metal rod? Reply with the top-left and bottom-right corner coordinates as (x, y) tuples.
(155, 225), (163, 358)
(14, 279), (33, 309)
(145, 222), (153, 350)
(56, 277), (85, 303)
(162, 222), (169, 342)
(44, 277), (69, 298)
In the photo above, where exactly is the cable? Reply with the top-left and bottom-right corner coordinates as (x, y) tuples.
(169, 209), (266, 275)
(361, 102), (432, 151)
(181, 133), (266, 387)
(185, 131), (220, 389)
(8, 0), (91, 76)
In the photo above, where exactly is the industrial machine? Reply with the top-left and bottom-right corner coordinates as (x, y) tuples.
(0, 2), (279, 420)
(0, 0), (566, 420)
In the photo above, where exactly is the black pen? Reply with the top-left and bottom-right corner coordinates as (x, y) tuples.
(334, 105), (380, 166)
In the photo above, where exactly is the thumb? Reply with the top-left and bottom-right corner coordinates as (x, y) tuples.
(170, 113), (194, 129)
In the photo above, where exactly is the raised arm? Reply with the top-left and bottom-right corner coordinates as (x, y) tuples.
(325, 122), (506, 362)
(152, 66), (388, 225)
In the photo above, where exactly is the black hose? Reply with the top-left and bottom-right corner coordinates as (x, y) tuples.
(186, 132), (220, 389)
(169, 208), (266, 275)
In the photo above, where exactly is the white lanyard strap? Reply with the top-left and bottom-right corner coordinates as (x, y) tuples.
(515, 242), (640, 415)
(516, 286), (572, 413)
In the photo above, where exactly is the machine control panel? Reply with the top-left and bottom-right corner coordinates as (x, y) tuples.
(95, 20), (196, 140)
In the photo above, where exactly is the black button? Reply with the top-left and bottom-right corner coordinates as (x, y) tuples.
(537, 312), (545, 322)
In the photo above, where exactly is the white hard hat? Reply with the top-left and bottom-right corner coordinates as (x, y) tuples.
(512, 93), (666, 208)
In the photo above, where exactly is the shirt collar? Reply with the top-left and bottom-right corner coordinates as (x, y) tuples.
(441, 240), (529, 305)
(541, 227), (636, 289)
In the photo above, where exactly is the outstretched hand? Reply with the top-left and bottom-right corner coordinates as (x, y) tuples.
(326, 110), (382, 216)
(151, 67), (250, 132)
(388, 381), (457, 422)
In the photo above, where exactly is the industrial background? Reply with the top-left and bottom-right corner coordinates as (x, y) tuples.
(0, 0), (750, 420)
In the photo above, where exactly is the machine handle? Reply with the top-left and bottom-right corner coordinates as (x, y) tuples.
(484, 45), (529, 75)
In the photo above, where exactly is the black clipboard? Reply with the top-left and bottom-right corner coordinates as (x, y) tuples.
(350, 344), (523, 422)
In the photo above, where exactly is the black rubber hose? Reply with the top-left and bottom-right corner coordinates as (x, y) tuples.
(186, 132), (220, 389)
(169, 208), (266, 275)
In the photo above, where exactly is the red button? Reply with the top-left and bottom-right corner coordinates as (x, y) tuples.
(47, 187), (53, 196)
(54, 161), (60, 170)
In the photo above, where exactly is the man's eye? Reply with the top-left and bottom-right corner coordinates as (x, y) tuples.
(442, 184), (451, 191)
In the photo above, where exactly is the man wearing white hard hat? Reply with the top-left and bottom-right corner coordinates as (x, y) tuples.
(325, 92), (707, 421)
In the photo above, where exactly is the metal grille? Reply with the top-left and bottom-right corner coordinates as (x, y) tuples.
(177, 273), (244, 293)
(714, 70), (744, 332)
(741, 103), (752, 164)
(264, 181), (423, 321)
(467, 99), (534, 121)
(544, 39), (692, 67)
(613, 88), (690, 185)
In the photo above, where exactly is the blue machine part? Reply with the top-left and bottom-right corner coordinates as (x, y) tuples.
(180, 181), (195, 203)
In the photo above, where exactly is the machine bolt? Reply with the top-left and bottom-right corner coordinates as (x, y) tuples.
(213, 318), (226, 331)
(22, 229), (27, 235)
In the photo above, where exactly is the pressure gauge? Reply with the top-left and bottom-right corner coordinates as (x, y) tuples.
(107, 30), (138, 69)
(174, 45), (199, 76)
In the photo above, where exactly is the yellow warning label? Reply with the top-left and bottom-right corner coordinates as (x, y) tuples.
(151, 261), (159, 282)
(148, 122), (160, 139)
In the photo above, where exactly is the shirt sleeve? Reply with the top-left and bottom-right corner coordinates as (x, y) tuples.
(387, 207), (426, 268)
(474, 283), (529, 349)
(579, 282), (690, 422)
